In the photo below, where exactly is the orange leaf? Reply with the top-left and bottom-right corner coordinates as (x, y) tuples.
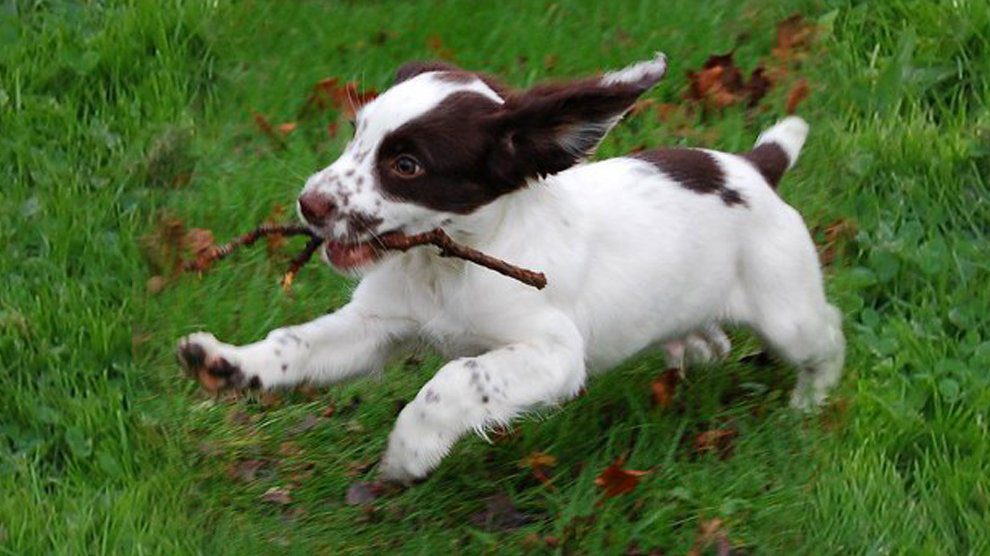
(651, 368), (681, 409)
(692, 428), (738, 459)
(426, 34), (456, 60)
(185, 228), (215, 256)
(520, 451), (558, 488)
(785, 79), (810, 114)
(276, 122), (297, 135)
(594, 458), (650, 498)
(772, 14), (817, 63)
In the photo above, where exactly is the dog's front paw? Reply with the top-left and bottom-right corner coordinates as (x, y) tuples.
(176, 332), (261, 393)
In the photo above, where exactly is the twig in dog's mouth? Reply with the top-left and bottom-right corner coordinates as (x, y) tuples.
(183, 223), (548, 290)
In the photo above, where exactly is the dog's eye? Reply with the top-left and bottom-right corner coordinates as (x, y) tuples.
(391, 155), (424, 178)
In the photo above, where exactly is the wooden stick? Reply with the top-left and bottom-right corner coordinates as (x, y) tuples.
(378, 229), (547, 289)
(184, 223), (548, 290)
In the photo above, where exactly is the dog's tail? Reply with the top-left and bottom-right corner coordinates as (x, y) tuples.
(742, 116), (809, 189)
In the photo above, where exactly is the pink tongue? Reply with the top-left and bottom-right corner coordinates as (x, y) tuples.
(327, 242), (378, 268)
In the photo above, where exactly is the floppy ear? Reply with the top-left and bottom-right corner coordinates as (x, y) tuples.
(486, 53), (667, 185)
(395, 60), (463, 84)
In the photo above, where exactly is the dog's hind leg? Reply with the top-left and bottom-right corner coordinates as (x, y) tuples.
(663, 323), (732, 371)
(735, 209), (845, 410)
(379, 312), (586, 484)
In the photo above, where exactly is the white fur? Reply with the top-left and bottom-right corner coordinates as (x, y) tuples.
(179, 60), (843, 484)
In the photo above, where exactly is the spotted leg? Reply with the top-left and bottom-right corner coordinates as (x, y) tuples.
(378, 313), (586, 484)
(176, 302), (413, 392)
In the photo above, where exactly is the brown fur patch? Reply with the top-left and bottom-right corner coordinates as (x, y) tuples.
(631, 149), (746, 207)
(742, 143), (789, 188)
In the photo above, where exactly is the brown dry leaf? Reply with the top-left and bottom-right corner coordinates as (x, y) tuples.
(685, 52), (775, 111)
(469, 493), (534, 531)
(628, 98), (657, 117)
(302, 78), (380, 121)
(773, 14), (817, 64)
(321, 403), (337, 418)
(744, 65), (772, 107)
(344, 460), (376, 478)
(594, 458), (650, 498)
(345, 481), (385, 506)
(687, 517), (732, 556)
(519, 451), (558, 488)
(686, 54), (742, 110)
(651, 368), (681, 409)
(185, 228), (215, 255)
(260, 486), (293, 505)
(146, 275), (166, 295)
(252, 111), (287, 149)
(142, 214), (186, 276)
(326, 121), (339, 139)
(276, 122), (297, 135)
(426, 34), (456, 60)
(816, 218), (857, 266)
(692, 428), (738, 459)
(786, 78), (811, 114)
(287, 414), (320, 436)
(278, 441), (301, 457)
(228, 459), (268, 482)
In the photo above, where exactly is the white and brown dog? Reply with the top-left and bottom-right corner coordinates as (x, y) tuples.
(177, 53), (844, 484)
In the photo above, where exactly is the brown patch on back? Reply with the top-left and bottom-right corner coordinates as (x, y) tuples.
(742, 143), (789, 189)
(631, 149), (746, 207)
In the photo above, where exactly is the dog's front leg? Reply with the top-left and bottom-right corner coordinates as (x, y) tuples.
(379, 315), (586, 484)
(176, 302), (413, 392)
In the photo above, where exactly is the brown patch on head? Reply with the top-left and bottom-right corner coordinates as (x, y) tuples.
(375, 91), (507, 213)
(742, 143), (789, 189)
(394, 59), (510, 99)
(376, 59), (664, 213)
(395, 60), (463, 84)
(632, 149), (746, 207)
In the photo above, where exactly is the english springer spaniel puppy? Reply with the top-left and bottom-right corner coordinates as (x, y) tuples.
(177, 53), (844, 484)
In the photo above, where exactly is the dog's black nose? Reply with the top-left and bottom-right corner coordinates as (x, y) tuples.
(298, 190), (336, 227)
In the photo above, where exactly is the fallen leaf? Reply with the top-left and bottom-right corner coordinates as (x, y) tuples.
(773, 14), (817, 64)
(300, 77), (379, 122)
(321, 403), (337, 418)
(594, 458), (650, 498)
(260, 486), (293, 505)
(519, 451), (558, 488)
(469, 493), (534, 531)
(685, 52), (773, 111)
(543, 53), (559, 71)
(344, 460), (376, 478)
(252, 111), (287, 149)
(228, 459), (268, 482)
(185, 228), (215, 257)
(688, 517), (732, 556)
(278, 441), (301, 457)
(326, 121), (339, 139)
(345, 481), (384, 506)
(287, 414), (320, 436)
(785, 78), (810, 114)
(816, 218), (857, 266)
(651, 368), (681, 409)
(276, 122), (297, 135)
(146, 275), (166, 295)
(692, 428), (738, 459)
(426, 34), (456, 60)
(744, 66), (772, 107)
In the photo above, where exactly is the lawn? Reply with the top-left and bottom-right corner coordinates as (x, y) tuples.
(2, 0), (988, 553)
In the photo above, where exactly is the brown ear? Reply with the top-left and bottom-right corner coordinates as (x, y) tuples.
(394, 60), (463, 84)
(486, 53), (667, 185)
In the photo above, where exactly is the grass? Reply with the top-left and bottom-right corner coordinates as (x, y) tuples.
(1, 0), (988, 553)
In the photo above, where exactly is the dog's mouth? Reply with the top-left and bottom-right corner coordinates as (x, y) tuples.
(324, 231), (405, 270)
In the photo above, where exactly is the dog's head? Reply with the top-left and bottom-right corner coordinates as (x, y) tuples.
(298, 54), (667, 273)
